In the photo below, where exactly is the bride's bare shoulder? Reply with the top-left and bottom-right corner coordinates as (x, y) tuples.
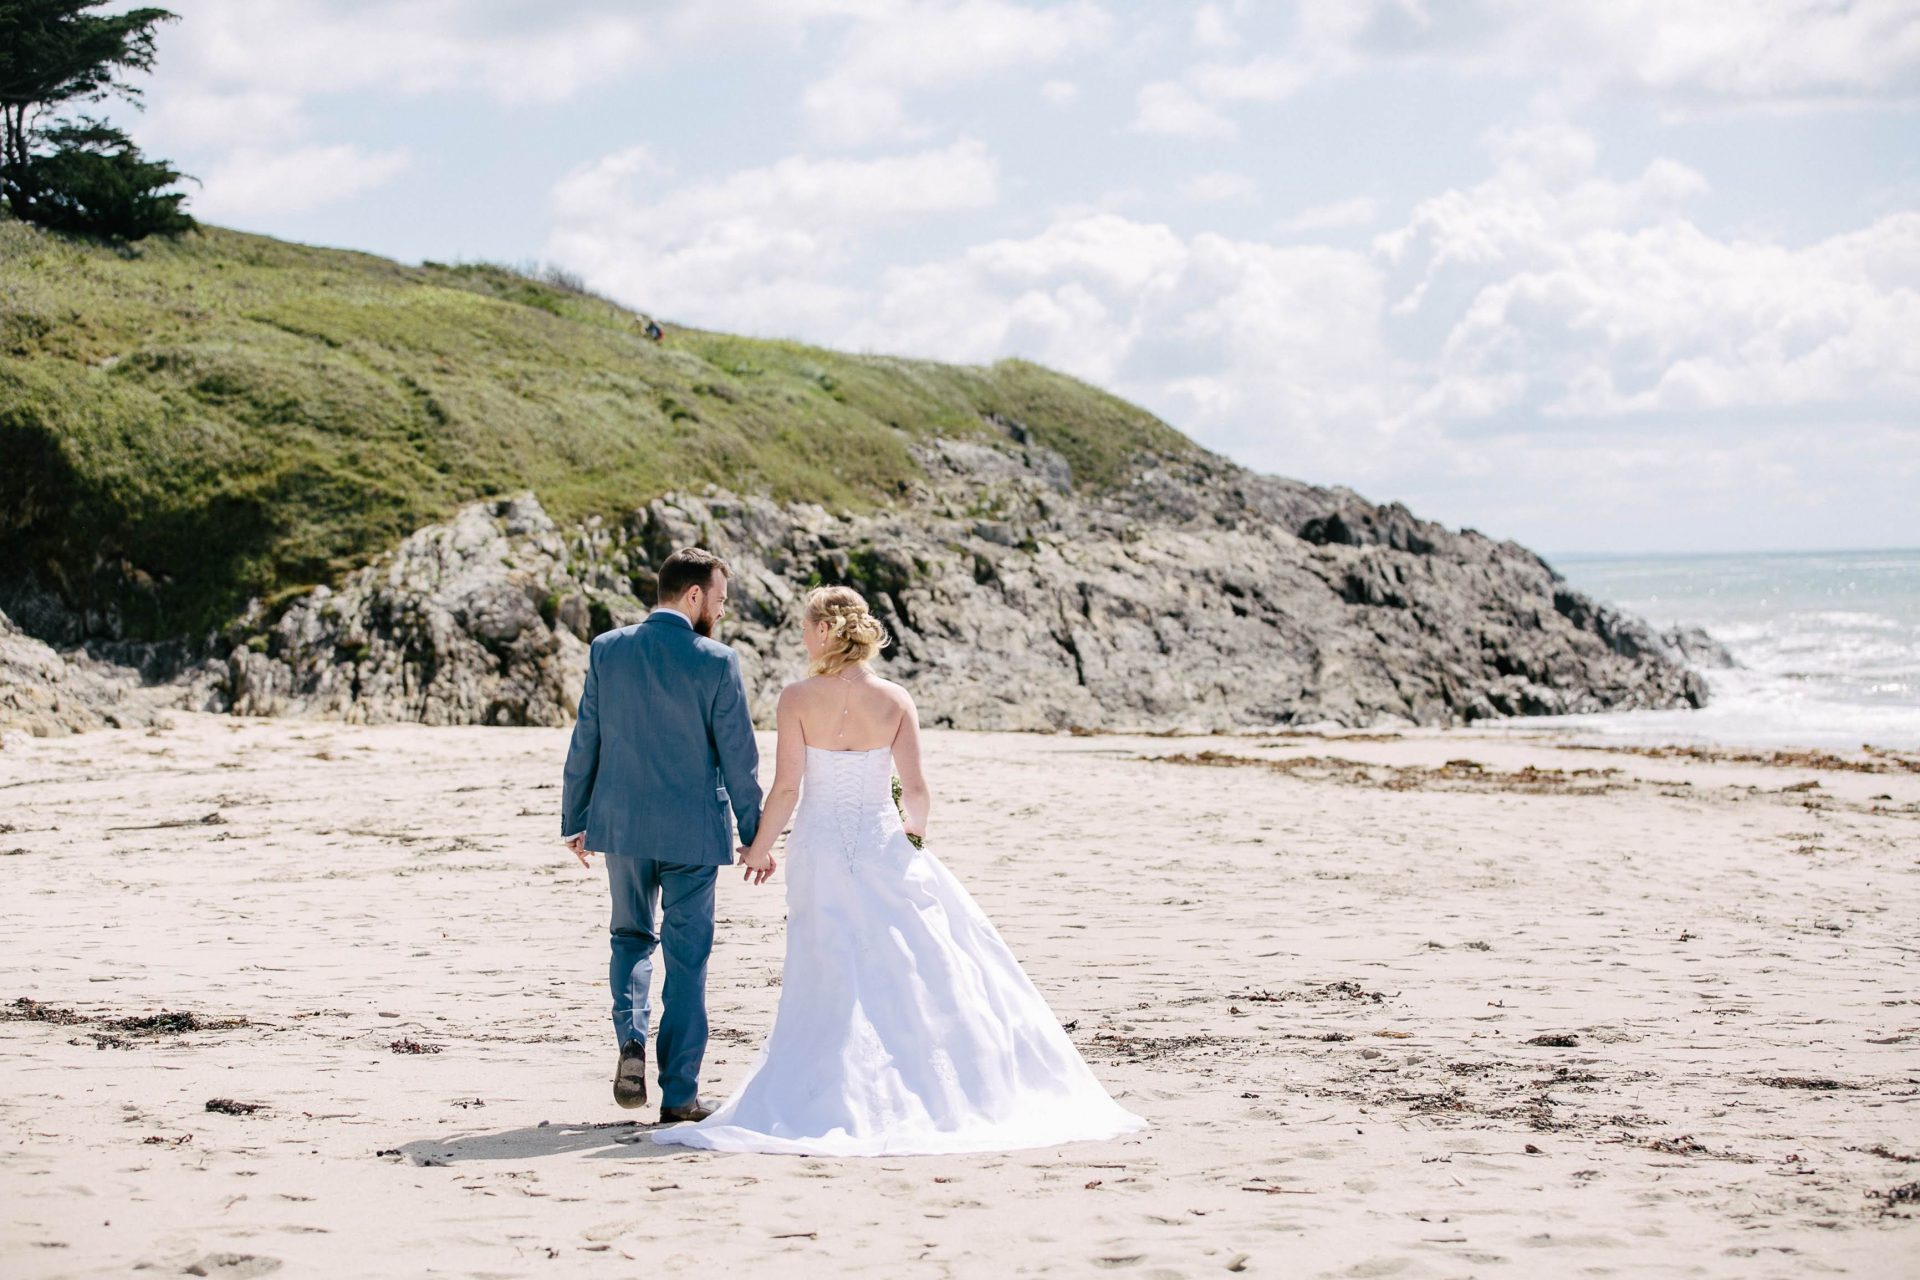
(778, 677), (828, 705)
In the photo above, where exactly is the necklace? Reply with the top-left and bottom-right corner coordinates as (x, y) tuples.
(834, 666), (865, 738)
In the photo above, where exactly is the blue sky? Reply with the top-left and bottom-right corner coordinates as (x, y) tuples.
(100, 0), (1920, 554)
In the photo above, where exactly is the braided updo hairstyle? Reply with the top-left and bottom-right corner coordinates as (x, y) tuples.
(804, 585), (890, 677)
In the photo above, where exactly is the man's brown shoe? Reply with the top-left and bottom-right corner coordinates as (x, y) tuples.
(613, 1040), (648, 1109)
(657, 1101), (712, 1123)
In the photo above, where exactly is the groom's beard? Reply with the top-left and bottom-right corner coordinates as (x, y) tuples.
(693, 611), (715, 638)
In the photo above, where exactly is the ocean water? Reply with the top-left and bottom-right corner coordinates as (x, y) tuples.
(1523, 549), (1920, 751)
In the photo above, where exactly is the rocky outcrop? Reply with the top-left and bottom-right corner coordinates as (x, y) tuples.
(177, 495), (608, 725)
(158, 427), (1710, 731)
(0, 607), (173, 736)
(1660, 625), (1739, 670)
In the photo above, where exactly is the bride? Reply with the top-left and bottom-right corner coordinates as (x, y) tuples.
(651, 585), (1145, 1156)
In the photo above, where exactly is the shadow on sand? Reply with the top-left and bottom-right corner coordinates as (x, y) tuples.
(393, 1119), (696, 1165)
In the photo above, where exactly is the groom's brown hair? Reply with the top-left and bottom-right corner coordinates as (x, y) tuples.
(657, 547), (729, 603)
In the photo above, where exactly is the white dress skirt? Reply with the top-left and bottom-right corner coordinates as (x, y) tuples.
(651, 744), (1146, 1156)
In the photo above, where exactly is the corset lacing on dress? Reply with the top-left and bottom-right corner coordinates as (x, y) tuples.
(798, 745), (899, 873)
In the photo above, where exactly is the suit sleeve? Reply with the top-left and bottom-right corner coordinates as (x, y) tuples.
(711, 649), (764, 848)
(560, 642), (601, 838)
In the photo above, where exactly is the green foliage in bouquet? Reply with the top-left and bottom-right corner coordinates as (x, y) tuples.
(891, 776), (924, 849)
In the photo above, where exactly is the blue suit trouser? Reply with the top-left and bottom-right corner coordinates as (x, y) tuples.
(606, 856), (717, 1110)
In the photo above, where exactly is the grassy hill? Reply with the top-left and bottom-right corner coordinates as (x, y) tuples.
(0, 219), (1200, 640)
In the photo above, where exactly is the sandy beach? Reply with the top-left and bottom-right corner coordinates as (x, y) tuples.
(2, 715), (1917, 1278)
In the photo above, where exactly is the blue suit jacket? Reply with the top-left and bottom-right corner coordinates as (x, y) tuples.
(561, 609), (763, 863)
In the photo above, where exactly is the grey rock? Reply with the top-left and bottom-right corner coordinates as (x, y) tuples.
(0, 607), (172, 736)
(1660, 624), (1739, 670)
(175, 495), (611, 726)
(7, 435), (1718, 733)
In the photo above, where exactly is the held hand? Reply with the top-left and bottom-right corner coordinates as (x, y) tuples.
(739, 844), (777, 886)
(565, 833), (594, 869)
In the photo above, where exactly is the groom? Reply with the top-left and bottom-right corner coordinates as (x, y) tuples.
(561, 547), (767, 1121)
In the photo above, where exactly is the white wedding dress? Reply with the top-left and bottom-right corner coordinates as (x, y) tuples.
(651, 744), (1146, 1156)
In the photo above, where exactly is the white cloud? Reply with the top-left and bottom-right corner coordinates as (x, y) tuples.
(1357, 119), (1920, 519)
(1526, 214), (1920, 416)
(1502, 0), (1920, 106)
(125, 1), (653, 224)
(139, 88), (306, 150)
(952, 213), (1189, 294)
(1143, 0), (1920, 143)
(1181, 170), (1257, 203)
(662, 0), (902, 40)
(830, 214), (1399, 474)
(800, 0), (1111, 146)
(154, 0), (652, 107)
(802, 76), (929, 148)
(1130, 81), (1237, 138)
(1191, 3), (1239, 50)
(1277, 195), (1381, 232)
(545, 139), (1000, 336)
(1135, 2), (1376, 132)
(1039, 78), (1079, 104)
(1147, 0), (1381, 131)
(190, 144), (411, 218)
(1190, 50), (1330, 103)
(1375, 121), (1711, 314)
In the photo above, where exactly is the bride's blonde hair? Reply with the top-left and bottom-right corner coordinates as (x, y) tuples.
(805, 585), (890, 677)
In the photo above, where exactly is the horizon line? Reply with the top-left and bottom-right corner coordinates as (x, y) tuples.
(1542, 545), (1920, 560)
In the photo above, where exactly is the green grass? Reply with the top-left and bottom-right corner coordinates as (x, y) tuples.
(0, 219), (1201, 640)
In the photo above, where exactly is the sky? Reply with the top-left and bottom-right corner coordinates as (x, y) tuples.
(91, 0), (1920, 554)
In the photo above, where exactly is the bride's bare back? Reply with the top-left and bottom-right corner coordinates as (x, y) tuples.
(788, 668), (910, 751)
(738, 663), (931, 876)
